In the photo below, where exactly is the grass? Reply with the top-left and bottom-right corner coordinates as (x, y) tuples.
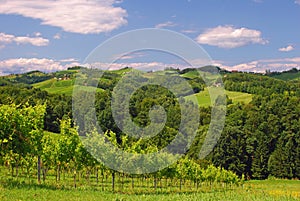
(185, 88), (253, 107)
(0, 177), (299, 201)
(180, 70), (199, 79)
(33, 78), (104, 96)
(226, 90), (253, 104)
(110, 67), (133, 75)
(0, 164), (299, 201)
(32, 79), (74, 96)
(180, 70), (221, 82)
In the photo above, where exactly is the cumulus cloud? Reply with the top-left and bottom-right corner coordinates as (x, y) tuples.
(278, 45), (294, 52)
(0, 58), (80, 75)
(216, 57), (300, 72)
(196, 25), (268, 48)
(0, 0), (127, 34)
(155, 21), (177, 29)
(0, 32), (49, 47)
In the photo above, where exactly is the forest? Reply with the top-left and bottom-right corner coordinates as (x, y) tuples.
(0, 67), (299, 195)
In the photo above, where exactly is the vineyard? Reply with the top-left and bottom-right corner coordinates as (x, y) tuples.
(0, 104), (242, 193)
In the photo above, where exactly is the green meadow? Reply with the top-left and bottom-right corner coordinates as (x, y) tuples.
(0, 178), (299, 201)
(185, 88), (252, 107)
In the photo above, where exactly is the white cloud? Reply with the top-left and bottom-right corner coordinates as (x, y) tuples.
(116, 52), (146, 60)
(295, 0), (300, 5)
(216, 57), (300, 72)
(33, 32), (42, 37)
(181, 29), (197, 34)
(53, 33), (61, 40)
(278, 45), (294, 52)
(196, 25), (268, 48)
(0, 32), (49, 47)
(0, 0), (127, 34)
(0, 58), (80, 75)
(155, 21), (177, 29)
(60, 58), (79, 63)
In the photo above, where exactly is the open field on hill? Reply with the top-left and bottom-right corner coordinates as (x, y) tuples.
(33, 79), (104, 96)
(185, 88), (252, 107)
(32, 79), (75, 96)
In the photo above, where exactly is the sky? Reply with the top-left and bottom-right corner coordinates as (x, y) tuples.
(0, 0), (300, 75)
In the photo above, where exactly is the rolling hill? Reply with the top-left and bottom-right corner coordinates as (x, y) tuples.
(30, 68), (252, 106)
(7, 66), (300, 106)
(268, 68), (300, 81)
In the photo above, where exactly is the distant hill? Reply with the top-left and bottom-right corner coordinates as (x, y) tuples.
(29, 67), (253, 106)
(0, 70), (52, 85)
(1, 66), (300, 105)
(267, 68), (300, 81)
(0, 68), (80, 85)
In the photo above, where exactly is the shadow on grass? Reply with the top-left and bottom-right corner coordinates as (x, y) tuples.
(110, 186), (233, 196)
(0, 178), (235, 196)
(0, 178), (68, 191)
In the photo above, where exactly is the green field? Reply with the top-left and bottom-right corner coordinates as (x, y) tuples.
(185, 88), (252, 107)
(33, 78), (104, 96)
(0, 178), (299, 201)
(180, 70), (199, 79)
(33, 79), (75, 96)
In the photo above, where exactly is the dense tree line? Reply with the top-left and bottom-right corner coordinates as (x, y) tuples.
(224, 72), (300, 96)
(199, 72), (300, 179)
(210, 94), (300, 179)
(0, 85), (72, 133)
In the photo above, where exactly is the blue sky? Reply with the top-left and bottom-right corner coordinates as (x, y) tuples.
(0, 0), (299, 75)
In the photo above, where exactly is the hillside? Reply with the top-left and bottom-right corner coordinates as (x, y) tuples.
(3, 66), (299, 103)
(270, 71), (300, 81)
(29, 67), (253, 106)
(267, 68), (300, 81)
(33, 78), (75, 96)
(0, 67), (79, 86)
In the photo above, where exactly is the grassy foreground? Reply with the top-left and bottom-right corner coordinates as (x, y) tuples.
(1, 179), (299, 201)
